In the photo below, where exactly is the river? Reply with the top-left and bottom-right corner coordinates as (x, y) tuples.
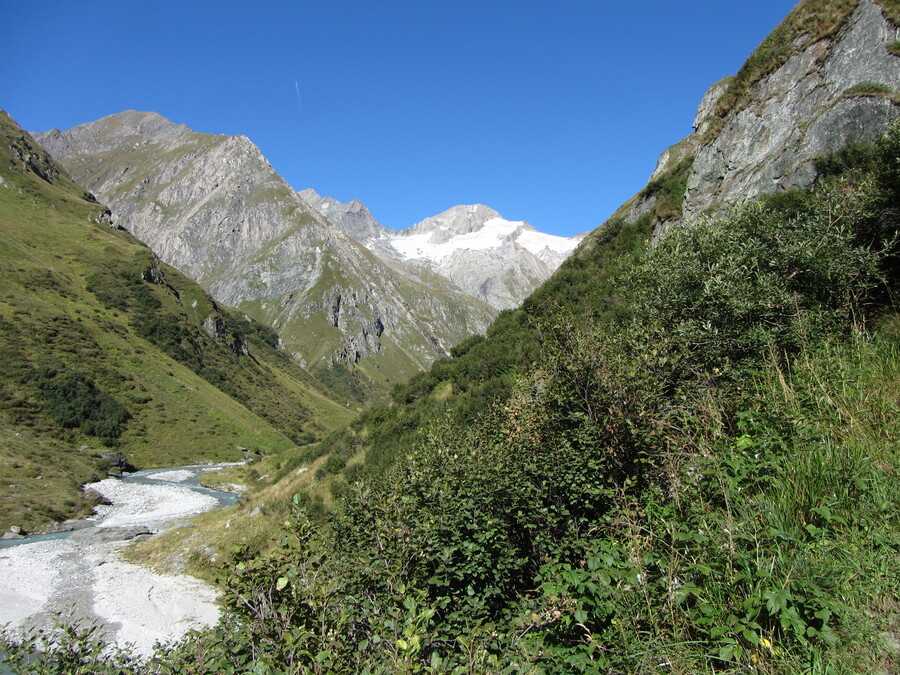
(0, 463), (241, 659)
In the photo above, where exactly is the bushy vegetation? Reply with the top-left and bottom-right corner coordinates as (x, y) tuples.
(34, 364), (131, 444)
(842, 81), (900, 105)
(9, 121), (897, 673)
(638, 156), (694, 222)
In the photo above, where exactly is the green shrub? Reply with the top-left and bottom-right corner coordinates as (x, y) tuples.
(34, 365), (130, 443)
(814, 139), (878, 177)
(1, 620), (142, 674)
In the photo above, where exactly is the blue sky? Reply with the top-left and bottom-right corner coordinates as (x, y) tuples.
(3, 1), (799, 236)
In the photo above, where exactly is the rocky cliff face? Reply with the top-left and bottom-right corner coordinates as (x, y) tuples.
(684, 0), (899, 221)
(613, 0), (899, 239)
(35, 112), (496, 386)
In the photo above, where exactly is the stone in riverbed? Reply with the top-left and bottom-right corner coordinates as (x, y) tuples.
(40, 518), (95, 534)
(2, 526), (25, 539)
(83, 487), (113, 506)
(98, 451), (136, 473)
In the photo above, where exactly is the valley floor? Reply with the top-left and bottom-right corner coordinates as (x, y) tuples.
(0, 466), (235, 656)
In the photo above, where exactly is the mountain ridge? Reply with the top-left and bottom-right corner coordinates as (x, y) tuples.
(34, 114), (498, 390)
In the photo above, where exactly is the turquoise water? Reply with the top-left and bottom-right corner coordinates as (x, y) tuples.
(0, 529), (74, 549)
(124, 465), (240, 507)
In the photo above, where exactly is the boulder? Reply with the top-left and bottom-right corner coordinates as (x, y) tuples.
(2, 527), (25, 540)
(83, 487), (113, 506)
(68, 525), (152, 543)
(40, 518), (94, 534)
(98, 451), (136, 473)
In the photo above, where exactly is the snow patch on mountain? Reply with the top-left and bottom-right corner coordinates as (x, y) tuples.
(384, 217), (579, 264)
(293, 194), (585, 311)
(372, 205), (584, 310)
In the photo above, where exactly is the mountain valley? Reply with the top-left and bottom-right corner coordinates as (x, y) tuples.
(0, 110), (354, 532)
(2, 0), (900, 671)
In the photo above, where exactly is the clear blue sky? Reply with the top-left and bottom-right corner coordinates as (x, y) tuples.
(2, 1), (799, 236)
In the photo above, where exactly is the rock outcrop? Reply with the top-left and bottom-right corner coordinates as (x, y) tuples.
(298, 188), (386, 243)
(684, 0), (899, 222)
(613, 0), (899, 241)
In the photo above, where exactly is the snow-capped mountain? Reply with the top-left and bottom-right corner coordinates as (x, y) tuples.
(378, 205), (583, 310)
(296, 196), (585, 311)
(385, 205), (580, 268)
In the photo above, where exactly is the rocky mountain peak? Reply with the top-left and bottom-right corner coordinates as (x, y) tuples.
(37, 111), (193, 161)
(297, 188), (386, 243)
(407, 204), (504, 242)
(377, 206), (583, 310)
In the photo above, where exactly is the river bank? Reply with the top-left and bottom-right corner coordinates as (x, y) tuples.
(0, 464), (240, 657)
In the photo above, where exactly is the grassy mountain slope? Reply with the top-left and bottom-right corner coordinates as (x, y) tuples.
(0, 110), (353, 533)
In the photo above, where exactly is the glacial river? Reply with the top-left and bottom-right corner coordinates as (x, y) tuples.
(0, 463), (242, 660)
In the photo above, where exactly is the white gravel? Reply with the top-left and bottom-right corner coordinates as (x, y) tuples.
(88, 478), (219, 529)
(0, 539), (69, 626)
(0, 469), (231, 657)
(93, 560), (220, 656)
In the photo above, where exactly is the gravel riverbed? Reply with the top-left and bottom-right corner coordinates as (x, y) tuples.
(0, 466), (235, 657)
